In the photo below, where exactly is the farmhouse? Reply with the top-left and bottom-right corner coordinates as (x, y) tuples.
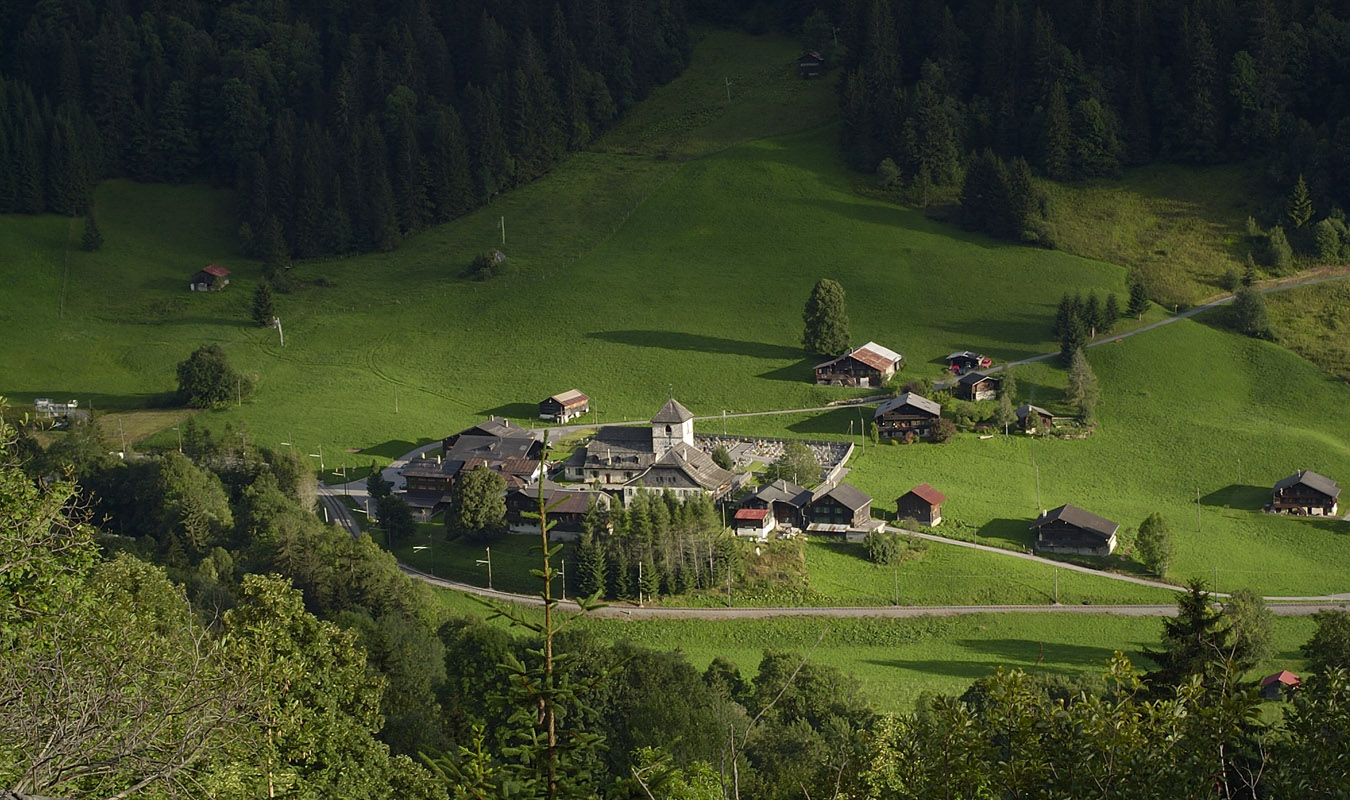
(946, 351), (991, 373)
(805, 481), (872, 529)
(540, 389), (590, 423)
(189, 264), (230, 292)
(798, 50), (825, 78)
(1269, 470), (1340, 516)
(563, 398), (735, 504)
(896, 483), (945, 527)
(1030, 504), (1119, 556)
(740, 478), (813, 529)
(505, 482), (610, 540)
(955, 372), (1001, 401)
(814, 341), (903, 387)
(405, 422), (543, 510)
(874, 392), (940, 441)
(1016, 403), (1055, 433)
(732, 507), (775, 540)
(1260, 670), (1300, 700)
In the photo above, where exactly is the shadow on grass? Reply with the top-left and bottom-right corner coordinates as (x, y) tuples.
(360, 438), (435, 458)
(478, 402), (538, 420)
(977, 518), (1034, 549)
(9, 389), (182, 411)
(860, 658), (999, 681)
(163, 316), (254, 328)
(931, 314), (1055, 362)
(786, 408), (869, 435)
(956, 638), (1120, 667)
(587, 329), (803, 360)
(1201, 484), (1269, 509)
(757, 357), (822, 383)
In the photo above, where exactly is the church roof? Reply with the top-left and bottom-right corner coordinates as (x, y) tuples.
(652, 398), (694, 424)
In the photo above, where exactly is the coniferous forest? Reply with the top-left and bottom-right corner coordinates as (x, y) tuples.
(0, 0), (690, 260)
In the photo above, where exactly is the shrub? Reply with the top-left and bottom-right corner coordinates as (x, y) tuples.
(864, 529), (905, 565)
(932, 418), (957, 443)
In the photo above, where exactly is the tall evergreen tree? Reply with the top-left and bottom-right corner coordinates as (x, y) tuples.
(1066, 349), (1100, 423)
(801, 278), (851, 356)
(1127, 278), (1150, 319)
(1145, 580), (1232, 690)
(1288, 174), (1314, 229)
(252, 281), (276, 327)
(80, 214), (102, 252)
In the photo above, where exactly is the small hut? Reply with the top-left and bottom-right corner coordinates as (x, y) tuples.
(896, 483), (946, 527)
(189, 264), (231, 292)
(1260, 670), (1301, 700)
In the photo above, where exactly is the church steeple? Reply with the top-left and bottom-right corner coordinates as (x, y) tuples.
(651, 398), (694, 457)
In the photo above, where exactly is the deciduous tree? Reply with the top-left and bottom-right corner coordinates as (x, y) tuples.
(447, 464), (506, 540)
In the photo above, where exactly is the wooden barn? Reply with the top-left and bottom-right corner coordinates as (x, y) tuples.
(805, 482), (872, 529)
(1270, 470), (1340, 516)
(946, 351), (991, 374)
(896, 483), (946, 527)
(1260, 670), (1300, 700)
(798, 51), (825, 78)
(814, 342), (903, 387)
(732, 507), (775, 540)
(741, 478), (813, 529)
(505, 482), (610, 540)
(874, 392), (940, 441)
(540, 389), (590, 423)
(1030, 504), (1119, 556)
(1016, 403), (1055, 433)
(189, 264), (230, 292)
(955, 372), (1001, 401)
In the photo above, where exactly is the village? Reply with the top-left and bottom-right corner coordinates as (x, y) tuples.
(383, 335), (1341, 570)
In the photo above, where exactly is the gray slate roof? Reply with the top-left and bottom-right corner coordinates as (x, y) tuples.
(957, 371), (999, 387)
(747, 479), (812, 508)
(813, 481), (871, 510)
(875, 392), (940, 418)
(628, 443), (733, 492)
(1015, 403), (1054, 420)
(1274, 470), (1341, 499)
(652, 398), (694, 424)
(1030, 504), (1120, 540)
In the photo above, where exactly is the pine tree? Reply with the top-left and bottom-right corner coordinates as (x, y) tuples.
(801, 278), (851, 356)
(576, 531), (608, 599)
(1267, 225), (1293, 273)
(252, 281), (276, 327)
(1066, 349), (1099, 423)
(1103, 293), (1120, 333)
(995, 392), (1017, 434)
(1127, 279), (1150, 319)
(1145, 580), (1232, 690)
(1083, 291), (1103, 338)
(1053, 293), (1074, 337)
(80, 215), (103, 252)
(1042, 82), (1073, 180)
(1288, 174), (1314, 229)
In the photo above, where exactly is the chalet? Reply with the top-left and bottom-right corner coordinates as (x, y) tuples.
(955, 372), (1001, 402)
(874, 392), (940, 441)
(798, 51), (826, 78)
(805, 481), (872, 529)
(563, 399), (735, 504)
(540, 389), (590, 423)
(1030, 504), (1119, 556)
(946, 351), (991, 374)
(505, 482), (610, 541)
(405, 423), (542, 511)
(189, 264), (230, 292)
(1260, 670), (1300, 700)
(814, 342), (903, 387)
(1270, 470), (1340, 516)
(741, 478), (813, 529)
(732, 507), (775, 540)
(896, 483), (946, 527)
(1016, 403), (1055, 433)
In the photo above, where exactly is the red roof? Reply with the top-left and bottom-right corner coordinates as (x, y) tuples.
(1261, 670), (1300, 688)
(202, 264), (230, 277)
(904, 483), (947, 505)
(734, 508), (770, 522)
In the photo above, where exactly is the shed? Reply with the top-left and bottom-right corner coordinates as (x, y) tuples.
(805, 481), (872, 529)
(814, 342), (903, 387)
(1015, 403), (1055, 433)
(1030, 504), (1119, 556)
(955, 372), (1001, 401)
(896, 483), (946, 527)
(1260, 670), (1301, 700)
(741, 478), (813, 529)
(947, 351), (991, 374)
(1270, 470), (1340, 516)
(874, 392), (941, 441)
(540, 389), (590, 423)
(733, 507), (775, 540)
(189, 264), (231, 292)
(798, 51), (826, 78)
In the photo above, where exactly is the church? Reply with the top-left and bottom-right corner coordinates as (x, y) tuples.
(563, 398), (736, 505)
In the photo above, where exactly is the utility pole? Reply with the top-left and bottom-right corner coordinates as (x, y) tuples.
(173, 425), (182, 453)
(499, 216), (505, 246)
(1030, 434), (1041, 511)
(272, 316), (284, 346)
(394, 386), (398, 414)
(724, 77), (732, 101)
(477, 547), (493, 590)
(1054, 568), (1059, 604)
(638, 561), (644, 608)
(560, 559), (566, 602)
(1196, 486), (1202, 533)
(117, 418), (127, 456)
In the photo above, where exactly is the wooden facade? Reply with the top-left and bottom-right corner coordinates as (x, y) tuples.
(1270, 470), (1340, 516)
(741, 478), (812, 529)
(189, 264), (230, 292)
(804, 482), (872, 528)
(1260, 670), (1300, 700)
(505, 484), (609, 540)
(896, 483), (946, 527)
(1016, 403), (1054, 433)
(798, 51), (825, 78)
(539, 389), (590, 423)
(814, 342), (902, 387)
(1030, 504), (1118, 556)
(874, 392), (940, 441)
(955, 372), (1000, 401)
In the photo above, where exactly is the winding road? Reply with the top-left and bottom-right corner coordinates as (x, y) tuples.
(318, 268), (1350, 618)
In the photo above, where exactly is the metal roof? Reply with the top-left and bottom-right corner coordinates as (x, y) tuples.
(734, 508), (770, 521)
(548, 389), (589, 407)
(816, 342), (903, 373)
(1030, 504), (1119, 540)
(1015, 403), (1054, 420)
(901, 483), (947, 505)
(813, 481), (871, 510)
(875, 392), (941, 417)
(957, 371), (999, 387)
(202, 264), (230, 277)
(748, 479), (812, 507)
(1274, 470), (1340, 499)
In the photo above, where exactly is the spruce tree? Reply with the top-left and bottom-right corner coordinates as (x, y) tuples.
(1066, 349), (1100, 422)
(801, 278), (850, 356)
(1043, 82), (1073, 179)
(1103, 293), (1120, 333)
(80, 215), (103, 252)
(1083, 291), (1103, 338)
(576, 531), (608, 599)
(1267, 225), (1293, 273)
(1059, 314), (1087, 366)
(1053, 293), (1073, 337)
(252, 281), (275, 327)
(1127, 279), (1150, 319)
(1232, 285), (1271, 338)
(1288, 174), (1314, 229)
(1145, 580), (1232, 690)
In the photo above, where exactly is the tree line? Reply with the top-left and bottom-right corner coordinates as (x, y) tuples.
(836, 0), (1350, 241)
(0, 0), (691, 260)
